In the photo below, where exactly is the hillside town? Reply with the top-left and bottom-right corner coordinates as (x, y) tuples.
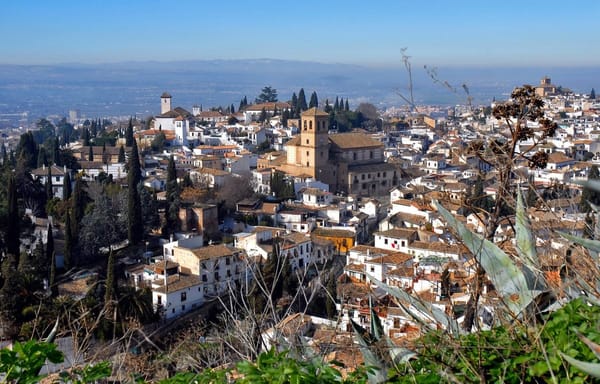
(2, 77), (600, 375)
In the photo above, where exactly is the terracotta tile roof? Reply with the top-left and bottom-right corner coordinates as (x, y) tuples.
(329, 133), (383, 150)
(375, 228), (417, 239)
(31, 164), (67, 177)
(189, 244), (239, 260)
(153, 273), (202, 293)
(312, 228), (355, 238)
(301, 107), (329, 117)
(366, 252), (413, 265)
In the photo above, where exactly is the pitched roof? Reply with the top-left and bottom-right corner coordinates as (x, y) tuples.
(374, 228), (417, 239)
(301, 107), (329, 117)
(189, 244), (240, 260)
(329, 133), (383, 150)
(31, 164), (66, 177)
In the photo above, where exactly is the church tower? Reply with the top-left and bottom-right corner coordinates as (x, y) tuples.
(299, 107), (331, 181)
(160, 92), (172, 114)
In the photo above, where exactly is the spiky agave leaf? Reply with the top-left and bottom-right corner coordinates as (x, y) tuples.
(351, 319), (388, 384)
(558, 231), (600, 263)
(559, 352), (600, 378)
(368, 275), (461, 335)
(434, 200), (544, 318)
(516, 188), (539, 268)
(369, 296), (384, 341)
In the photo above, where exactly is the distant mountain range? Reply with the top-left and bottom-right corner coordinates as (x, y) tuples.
(0, 59), (598, 126)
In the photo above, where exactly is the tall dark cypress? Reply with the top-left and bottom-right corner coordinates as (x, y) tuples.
(345, 99), (349, 111)
(125, 117), (134, 147)
(334, 97), (339, 111)
(53, 137), (61, 166)
(6, 174), (20, 258)
(71, 176), (85, 242)
(49, 252), (58, 297)
(127, 140), (143, 245)
(164, 155), (180, 234)
(63, 171), (72, 200)
(88, 146), (94, 162)
(309, 91), (318, 108)
(104, 247), (116, 308)
(297, 88), (307, 112)
(46, 223), (54, 272)
(118, 145), (126, 163)
(46, 164), (53, 201)
(64, 210), (73, 270)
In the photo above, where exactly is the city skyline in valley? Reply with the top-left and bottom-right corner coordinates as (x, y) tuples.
(2, 1), (599, 68)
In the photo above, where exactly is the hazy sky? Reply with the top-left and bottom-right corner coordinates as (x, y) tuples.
(2, 1), (598, 67)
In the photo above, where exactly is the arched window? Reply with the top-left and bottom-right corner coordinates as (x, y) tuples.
(309, 121), (313, 130)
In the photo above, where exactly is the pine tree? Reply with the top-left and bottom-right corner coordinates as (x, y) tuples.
(118, 145), (126, 163)
(309, 91), (318, 108)
(63, 172), (72, 200)
(6, 174), (19, 258)
(128, 140), (143, 245)
(125, 117), (134, 147)
(297, 88), (308, 112)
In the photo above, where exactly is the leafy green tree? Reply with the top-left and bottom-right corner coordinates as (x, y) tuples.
(309, 91), (318, 108)
(139, 184), (160, 234)
(16, 131), (38, 170)
(150, 132), (166, 152)
(127, 140), (143, 245)
(255, 86), (278, 103)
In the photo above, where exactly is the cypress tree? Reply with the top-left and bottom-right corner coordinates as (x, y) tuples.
(82, 128), (90, 147)
(591, 88), (596, 100)
(118, 145), (126, 163)
(127, 140), (143, 245)
(230, 103), (235, 114)
(64, 210), (73, 270)
(63, 172), (72, 200)
(334, 97), (339, 111)
(37, 147), (47, 168)
(125, 117), (134, 147)
(6, 174), (20, 258)
(46, 164), (53, 201)
(49, 252), (58, 297)
(297, 88), (307, 112)
(46, 223), (54, 273)
(53, 137), (61, 166)
(345, 99), (349, 111)
(164, 155), (180, 235)
(88, 146), (94, 162)
(71, 176), (85, 242)
(325, 275), (337, 319)
(104, 247), (116, 308)
(102, 142), (108, 165)
(309, 91), (318, 108)
(580, 165), (600, 213)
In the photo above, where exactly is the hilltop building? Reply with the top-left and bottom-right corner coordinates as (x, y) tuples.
(152, 92), (191, 146)
(276, 107), (400, 196)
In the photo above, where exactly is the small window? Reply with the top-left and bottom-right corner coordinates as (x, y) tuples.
(226, 257), (231, 265)
(353, 153), (357, 161)
(370, 151), (374, 159)
(361, 174), (365, 180)
(182, 304), (186, 311)
(370, 266), (375, 273)
(181, 292), (187, 302)
(157, 295), (162, 305)
(306, 139), (309, 145)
